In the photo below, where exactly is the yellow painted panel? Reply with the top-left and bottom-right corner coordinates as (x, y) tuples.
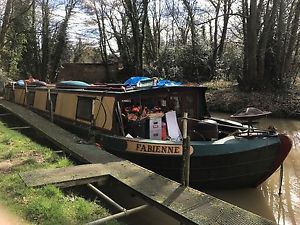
(94, 96), (115, 130)
(55, 93), (78, 120)
(33, 91), (47, 111)
(14, 89), (25, 105)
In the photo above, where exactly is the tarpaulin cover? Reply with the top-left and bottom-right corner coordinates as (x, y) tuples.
(56, 80), (90, 87)
(124, 76), (181, 87)
(16, 80), (25, 86)
(124, 77), (151, 86)
(156, 79), (182, 87)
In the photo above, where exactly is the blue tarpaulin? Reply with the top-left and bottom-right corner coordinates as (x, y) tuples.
(16, 80), (25, 86)
(156, 79), (182, 87)
(124, 76), (181, 87)
(124, 77), (151, 86)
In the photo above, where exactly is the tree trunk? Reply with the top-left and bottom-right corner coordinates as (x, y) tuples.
(211, 0), (221, 77)
(283, 0), (300, 79)
(257, 0), (279, 82)
(93, 0), (109, 79)
(182, 0), (198, 76)
(41, 0), (50, 81)
(31, 0), (40, 78)
(49, 0), (77, 82)
(275, 0), (285, 84)
(218, 0), (232, 58)
(123, 0), (148, 75)
(242, 0), (248, 83)
(0, 0), (13, 50)
(246, 0), (258, 89)
(280, 0), (297, 79)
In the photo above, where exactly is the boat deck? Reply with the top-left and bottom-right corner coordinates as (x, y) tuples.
(0, 99), (275, 225)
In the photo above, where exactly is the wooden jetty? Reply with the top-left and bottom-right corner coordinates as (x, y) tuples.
(0, 99), (275, 225)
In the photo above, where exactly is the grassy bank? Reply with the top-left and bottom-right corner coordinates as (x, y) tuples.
(0, 122), (119, 225)
(204, 79), (300, 118)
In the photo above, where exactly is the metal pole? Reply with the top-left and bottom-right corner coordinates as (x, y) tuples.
(24, 82), (28, 106)
(87, 183), (126, 212)
(181, 112), (191, 187)
(10, 126), (31, 130)
(86, 204), (148, 225)
(0, 113), (12, 116)
(279, 164), (284, 195)
(11, 82), (15, 102)
(47, 88), (53, 122)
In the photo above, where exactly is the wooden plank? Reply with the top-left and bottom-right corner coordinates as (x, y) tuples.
(0, 100), (275, 225)
(20, 164), (109, 187)
(20, 167), (109, 188)
(20, 164), (275, 225)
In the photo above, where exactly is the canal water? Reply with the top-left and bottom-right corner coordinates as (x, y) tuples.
(208, 113), (300, 225)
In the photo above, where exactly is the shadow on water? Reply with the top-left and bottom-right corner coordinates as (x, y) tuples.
(209, 112), (300, 225)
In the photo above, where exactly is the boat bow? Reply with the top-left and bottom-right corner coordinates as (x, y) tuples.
(255, 134), (293, 186)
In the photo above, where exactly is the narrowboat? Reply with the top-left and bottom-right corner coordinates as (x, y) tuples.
(4, 78), (292, 189)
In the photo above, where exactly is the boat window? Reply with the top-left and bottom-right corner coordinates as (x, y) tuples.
(164, 94), (197, 117)
(120, 93), (198, 119)
(168, 96), (180, 112)
(27, 92), (35, 106)
(181, 95), (196, 118)
(46, 94), (57, 112)
(76, 96), (93, 121)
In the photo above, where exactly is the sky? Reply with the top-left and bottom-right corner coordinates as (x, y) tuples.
(54, 4), (99, 45)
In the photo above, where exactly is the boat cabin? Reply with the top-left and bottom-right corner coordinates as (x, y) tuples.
(118, 87), (210, 140)
(4, 84), (212, 141)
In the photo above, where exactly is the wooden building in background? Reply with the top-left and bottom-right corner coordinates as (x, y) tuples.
(57, 63), (120, 83)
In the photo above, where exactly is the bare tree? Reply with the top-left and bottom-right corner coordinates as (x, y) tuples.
(122, 0), (149, 74)
(282, 0), (300, 79)
(49, 0), (78, 82)
(208, 0), (233, 78)
(240, 0), (300, 89)
(41, 0), (50, 81)
(144, 0), (162, 63)
(0, 0), (13, 50)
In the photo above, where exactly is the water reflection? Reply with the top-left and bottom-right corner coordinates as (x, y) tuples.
(208, 113), (300, 225)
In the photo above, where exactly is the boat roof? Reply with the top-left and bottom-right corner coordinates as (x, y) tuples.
(20, 84), (208, 96)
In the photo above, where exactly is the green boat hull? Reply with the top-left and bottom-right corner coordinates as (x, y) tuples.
(97, 134), (292, 189)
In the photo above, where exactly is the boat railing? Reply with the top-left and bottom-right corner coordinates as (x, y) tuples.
(182, 116), (277, 138)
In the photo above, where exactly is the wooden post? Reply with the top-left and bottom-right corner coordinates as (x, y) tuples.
(181, 112), (191, 187)
(47, 88), (54, 122)
(279, 164), (284, 195)
(11, 82), (15, 102)
(24, 82), (28, 106)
